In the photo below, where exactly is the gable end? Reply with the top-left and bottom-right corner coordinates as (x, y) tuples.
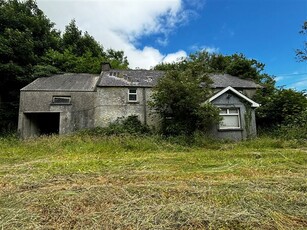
(208, 86), (260, 108)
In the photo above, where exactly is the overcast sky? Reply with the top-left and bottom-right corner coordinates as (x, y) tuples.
(36, 0), (307, 90)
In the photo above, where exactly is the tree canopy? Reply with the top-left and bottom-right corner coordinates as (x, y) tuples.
(0, 0), (58, 131)
(151, 52), (223, 135)
(39, 19), (129, 74)
(154, 52), (269, 84)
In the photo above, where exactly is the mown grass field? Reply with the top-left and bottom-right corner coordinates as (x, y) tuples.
(0, 134), (306, 229)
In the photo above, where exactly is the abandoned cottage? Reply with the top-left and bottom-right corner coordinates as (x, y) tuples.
(18, 64), (261, 140)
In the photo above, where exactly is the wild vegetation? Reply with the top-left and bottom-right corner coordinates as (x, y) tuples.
(0, 133), (306, 229)
(153, 52), (307, 136)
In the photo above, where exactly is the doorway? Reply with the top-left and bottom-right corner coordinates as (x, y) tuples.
(24, 112), (60, 136)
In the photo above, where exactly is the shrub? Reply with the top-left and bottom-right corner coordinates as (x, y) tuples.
(256, 88), (307, 129)
(79, 115), (151, 136)
(275, 109), (307, 140)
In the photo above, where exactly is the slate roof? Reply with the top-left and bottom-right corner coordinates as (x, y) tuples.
(97, 70), (165, 87)
(21, 73), (100, 92)
(21, 70), (261, 91)
(98, 70), (261, 89)
(209, 74), (262, 89)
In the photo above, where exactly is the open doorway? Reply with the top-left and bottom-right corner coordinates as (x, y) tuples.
(24, 112), (60, 136)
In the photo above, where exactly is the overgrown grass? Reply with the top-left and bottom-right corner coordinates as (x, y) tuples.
(0, 134), (306, 229)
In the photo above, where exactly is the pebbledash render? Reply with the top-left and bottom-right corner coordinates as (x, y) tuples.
(18, 63), (261, 140)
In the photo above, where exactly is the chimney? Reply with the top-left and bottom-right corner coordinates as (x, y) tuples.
(101, 62), (111, 72)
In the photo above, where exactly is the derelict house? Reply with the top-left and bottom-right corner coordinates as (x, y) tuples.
(18, 64), (261, 140)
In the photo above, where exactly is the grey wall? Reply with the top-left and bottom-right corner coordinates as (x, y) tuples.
(94, 87), (159, 129)
(210, 91), (257, 141)
(18, 86), (258, 140)
(18, 91), (96, 138)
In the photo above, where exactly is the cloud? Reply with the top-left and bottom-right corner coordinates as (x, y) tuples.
(190, 44), (220, 53)
(162, 50), (187, 63)
(274, 76), (284, 82)
(36, 0), (198, 69)
(288, 77), (307, 90)
(275, 72), (307, 91)
(202, 46), (220, 54)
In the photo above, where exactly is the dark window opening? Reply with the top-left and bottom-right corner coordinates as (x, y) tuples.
(52, 96), (71, 105)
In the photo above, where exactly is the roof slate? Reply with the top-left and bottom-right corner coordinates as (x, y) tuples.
(209, 74), (262, 89)
(21, 70), (261, 92)
(21, 73), (100, 92)
(97, 70), (164, 87)
(98, 71), (261, 89)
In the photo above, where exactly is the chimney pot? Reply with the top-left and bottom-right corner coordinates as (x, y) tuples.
(101, 62), (111, 71)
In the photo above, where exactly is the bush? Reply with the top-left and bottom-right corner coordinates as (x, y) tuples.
(151, 62), (220, 136)
(256, 88), (307, 129)
(79, 115), (151, 136)
(274, 109), (307, 140)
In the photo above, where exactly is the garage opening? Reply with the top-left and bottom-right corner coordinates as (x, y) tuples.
(25, 112), (60, 136)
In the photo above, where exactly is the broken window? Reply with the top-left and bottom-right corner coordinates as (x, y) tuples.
(52, 96), (71, 105)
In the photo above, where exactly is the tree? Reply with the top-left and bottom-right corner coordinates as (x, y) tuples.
(106, 49), (129, 69)
(295, 21), (307, 62)
(151, 52), (221, 135)
(0, 0), (59, 131)
(256, 88), (307, 129)
(62, 20), (104, 57)
(41, 20), (129, 74)
(155, 52), (270, 84)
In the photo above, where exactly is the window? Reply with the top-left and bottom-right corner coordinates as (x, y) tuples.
(52, 96), (71, 105)
(219, 108), (240, 129)
(128, 89), (137, 102)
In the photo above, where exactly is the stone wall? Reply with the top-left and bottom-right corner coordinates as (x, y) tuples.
(94, 87), (159, 129)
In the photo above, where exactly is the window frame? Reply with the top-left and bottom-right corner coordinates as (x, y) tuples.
(219, 107), (241, 130)
(128, 88), (138, 103)
(51, 96), (71, 105)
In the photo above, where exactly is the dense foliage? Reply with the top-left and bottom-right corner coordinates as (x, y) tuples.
(0, 0), (57, 131)
(0, 0), (129, 132)
(154, 52), (269, 83)
(41, 19), (129, 74)
(154, 51), (307, 138)
(256, 89), (307, 127)
(152, 52), (222, 135)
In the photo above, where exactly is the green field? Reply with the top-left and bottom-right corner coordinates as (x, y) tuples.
(0, 134), (306, 229)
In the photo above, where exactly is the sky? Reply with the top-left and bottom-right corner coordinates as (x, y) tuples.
(36, 0), (307, 91)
